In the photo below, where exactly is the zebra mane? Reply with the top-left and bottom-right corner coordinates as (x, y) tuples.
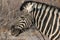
(20, 1), (60, 11)
(20, 1), (30, 11)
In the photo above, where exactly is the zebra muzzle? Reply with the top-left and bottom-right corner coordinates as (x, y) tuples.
(10, 25), (24, 36)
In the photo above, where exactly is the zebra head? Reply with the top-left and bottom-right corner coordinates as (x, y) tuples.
(20, 1), (35, 12)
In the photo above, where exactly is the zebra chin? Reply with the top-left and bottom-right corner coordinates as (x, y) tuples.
(10, 25), (23, 36)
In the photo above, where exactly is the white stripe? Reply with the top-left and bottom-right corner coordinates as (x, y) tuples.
(19, 24), (24, 28)
(59, 12), (60, 19)
(19, 20), (26, 23)
(50, 18), (59, 40)
(50, 9), (58, 34)
(15, 25), (23, 29)
(25, 3), (34, 12)
(49, 9), (59, 39)
(19, 23), (25, 27)
(46, 25), (51, 36)
(59, 12), (60, 16)
(35, 10), (40, 26)
(35, 9), (40, 20)
(38, 4), (42, 9)
(34, 3), (37, 17)
(36, 4), (42, 28)
(40, 7), (50, 32)
(53, 32), (59, 40)
(43, 8), (53, 34)
(37, 5), (46, 29)
(35, 4), (42, 20)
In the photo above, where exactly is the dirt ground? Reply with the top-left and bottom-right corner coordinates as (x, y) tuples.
(0, 0), (60, 40)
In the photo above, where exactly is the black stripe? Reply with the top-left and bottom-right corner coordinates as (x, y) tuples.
(30, 3), (35, 13)
(56, 16), (60, 39)
(45, 21), (51, 35)
(48, 8), (55, 37)
(48, 26), (52, 37)
(52, 12), (58, 34)
(50, 8), (55, 33)
(32, 6), (35, 17)
(45, 7), (53, 35)
(18, 25), (23, 28)
(51, 30), (59, 40)
(55, 32), (60, 40)
(18, 24), (24, 28)
(21, 23), (25, 27)
(35, 4), (38, 18)
(37, 4), (43, 30)
(40, 5), (48, 21)
(41, 7), (50, 33)
(50, 9), (59, 40)
(45, 8), (54, 35)
(20, 22), (26, 25)
(18, 21), (26, 28)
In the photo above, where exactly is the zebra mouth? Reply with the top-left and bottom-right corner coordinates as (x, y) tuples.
(11, 25), (23, 36)
(11, 28), (23, 36)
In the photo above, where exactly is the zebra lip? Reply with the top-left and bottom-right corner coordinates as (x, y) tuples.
(15, 29), (23, 36)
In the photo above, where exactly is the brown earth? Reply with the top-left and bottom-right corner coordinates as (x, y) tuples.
(0, 0), (60, 40)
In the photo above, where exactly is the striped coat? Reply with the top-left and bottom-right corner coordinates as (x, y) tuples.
(11, 1), (60, 40)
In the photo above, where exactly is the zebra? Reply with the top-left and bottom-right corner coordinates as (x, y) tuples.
(11, 1), (60, 40)
(10, 11), (33, 36)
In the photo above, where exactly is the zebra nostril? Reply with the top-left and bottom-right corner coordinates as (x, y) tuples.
(11, 25), (15, 28)
(10, 25), (24, 36)
(10, 25), (16, 31)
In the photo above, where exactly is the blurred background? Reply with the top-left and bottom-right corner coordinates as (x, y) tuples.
(0, 0), (60, 40)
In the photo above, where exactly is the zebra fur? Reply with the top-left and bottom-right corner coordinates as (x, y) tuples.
(20, 1), (60, 40)
(10, 1), (60, 40)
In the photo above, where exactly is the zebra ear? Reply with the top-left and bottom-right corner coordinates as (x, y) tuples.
(20, 1), (27, 11)
(20, 1), (30, 11)
(20, 4), (24, 11)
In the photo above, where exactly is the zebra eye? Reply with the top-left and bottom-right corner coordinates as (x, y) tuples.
(20, 16), (25, 20)
(21, 16), (24, 18)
